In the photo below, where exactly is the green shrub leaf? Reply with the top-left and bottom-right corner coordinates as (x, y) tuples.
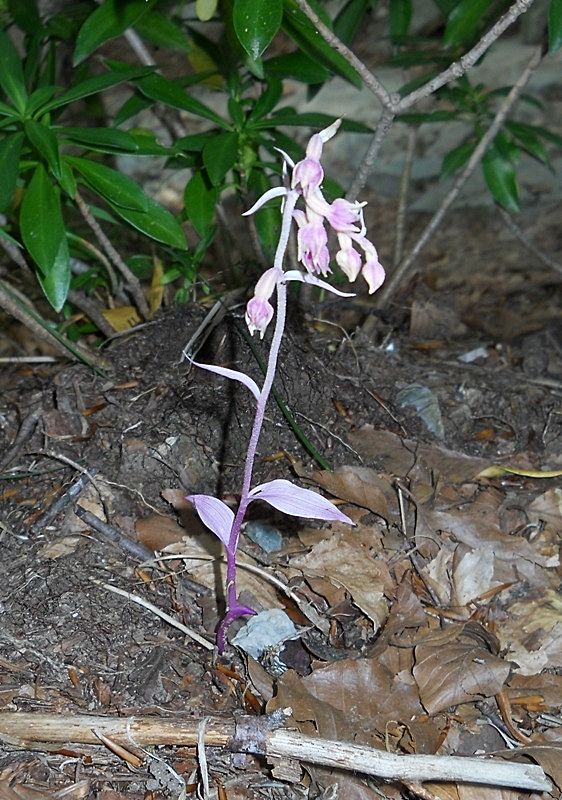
(389, 0), (412, 41)
(136, 74), (230, 129)
(40, 67), (153, 113)
(55, 126), (139, 154)
(441, 140), (475, 177)
(0, 132), (23, 212)
(203, 132), (239, 186)
(184, 171), (219, 237)
(0, 30), (28, 114)
(482, 145), (520, 212)
(443, 0), (490, 47)
(20, 164), (70, 307)
(24, 120), (62, 179)
(549, 0), (562, 52)
(109, 195), (188, 250)
(234, 0), (283, 60)
(67, 156), (149, 212)
(73, 0), (158, 65)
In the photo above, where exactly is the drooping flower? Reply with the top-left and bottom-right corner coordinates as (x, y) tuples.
(245, 267), (279, 338)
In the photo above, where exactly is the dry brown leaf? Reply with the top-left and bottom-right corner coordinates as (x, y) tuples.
(452, 544), (502, 606)
(348, 427), (489, 483)
(290, 528), (392, 630)
(498, 590), (562, 675)
(136, 514), (186, 550)
(499, 736), (562, 793)
(37, 537), (80, 560)
(310, 465), (397, 522)
(507, 673), (562, 711)
(414, 638), (511, 715)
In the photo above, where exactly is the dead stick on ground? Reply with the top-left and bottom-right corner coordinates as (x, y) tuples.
(0, 712), (550, 792)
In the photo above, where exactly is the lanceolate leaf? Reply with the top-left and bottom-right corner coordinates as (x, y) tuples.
(108, 194), (188, 250)
(202, 132), (239, 186)
(549, 0), (562, 53)
(233, 0), (283, 60)
(37, 236), (71, 312)
(66, 156), (148, 212)
(24, 119), (62, 179)
(73, 0), (158, 65)
(136, 74), (230, 129)
(482, 145), (520, 212)
(334, 0), (370, 45)
(441, 140), (475, 177)
(443, 0), (490, 47)
(39, 67), (153, 114)
(282, 0), (362, 88)
(389, 0), (412, 41)
(55, 126), (139, 154)
(0, 132), (23, 212)
(184, 171), (219, 237)
(20, 164), (70, 311)
(0, 30), (28, 114)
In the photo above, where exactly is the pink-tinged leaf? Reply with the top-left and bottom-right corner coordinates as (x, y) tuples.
(190, 359), (261, 400)
(248, 479), (355, 524)
(186, 494), (234, 546)
(284, 270), (355, 297)
(242, 186), (287, 216)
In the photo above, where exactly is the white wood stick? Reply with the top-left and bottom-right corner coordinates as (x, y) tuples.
(266, 730), (551, 792)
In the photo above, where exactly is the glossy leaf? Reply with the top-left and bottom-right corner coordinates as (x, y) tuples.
(25, 85), (57, 116)
(248, 479), (354, 524)
(247, 169), (281, 262)
(254, 109), (371, 132)
(506, 120), (562, 148)
(184, 171), (219, 237)
(202, 132), (239, 186)
(234, 0), (283, 60)
(282, 0), (362, 88)
(186, 494), (233, 546)
(39, 67), (153, 113)
(133, 11), (192, 52)
(20, 164), (68, 290)
(264, 51), (330, 84)
(37, 236), (70, 312)
(55, 126), (139, 154)
(0, 132), (23, 212)
(67, 156), (148, 212)
(136, 74), (230, 129)
(0, 30), (28, 114)
(247, 79), (283, 123)
(8, 0), (43, 35)
(549, 0), (562, 53)
(505, 122), (550, 166)
(334, 0), (371, 44)
(441, 139), (475, 177)
(397, 110), (460, 124)
(73, 0), (158, 65)
(0, 100), (18, 118)
(482, 145), (520, 212)
(108, 194), (187, 250)
(24, 120), (62, 179)
(389, 0), (412, 41)
(443, 0), (490, 47)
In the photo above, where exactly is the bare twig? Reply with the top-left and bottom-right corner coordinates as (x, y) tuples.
(377, 45), (544, 307)
(347, 107), (396, 201)
(498, 205), (562, 276)
(66, 289), (116, 338)
(393, 127), (417, 268)
(74, 505), (153, 562)
(0, 409), (41, 472)
(293, 0), (393, 108)
(74, 190), (150, 320)
(31, 470), (95, 534)
(396, 0), (537, 112)
(0, 712), (551, 792)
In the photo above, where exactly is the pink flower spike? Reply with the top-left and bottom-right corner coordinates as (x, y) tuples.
(248, 478), (355, 524)
(327, 198), (366, 232)
(362, 255), (386, 294)
(245, 297), (274, 339)
(292, 157), (324, 194)
(186, 494), (234, 546)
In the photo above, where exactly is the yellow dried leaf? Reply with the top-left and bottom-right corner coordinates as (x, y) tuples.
(477, 465), (562, 479)
(102, 306), (141, 332)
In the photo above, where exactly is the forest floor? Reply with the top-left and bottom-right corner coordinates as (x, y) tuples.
(0, 189), (561, 799)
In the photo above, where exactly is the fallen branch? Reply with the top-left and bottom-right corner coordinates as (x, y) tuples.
(0, 712), (551, 792)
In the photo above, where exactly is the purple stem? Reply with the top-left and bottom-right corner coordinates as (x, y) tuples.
(216, 189), (300, 652)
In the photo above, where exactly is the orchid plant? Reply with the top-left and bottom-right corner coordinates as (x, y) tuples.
(187, 119), (385, 652)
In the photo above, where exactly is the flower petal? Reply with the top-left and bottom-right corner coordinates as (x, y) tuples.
(284, 270), (355, 297)
(242, 186), (287, 217)
(248, 479), (354, 525)
(186, 494), (234, 546)
(190, 359), (261, 401)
